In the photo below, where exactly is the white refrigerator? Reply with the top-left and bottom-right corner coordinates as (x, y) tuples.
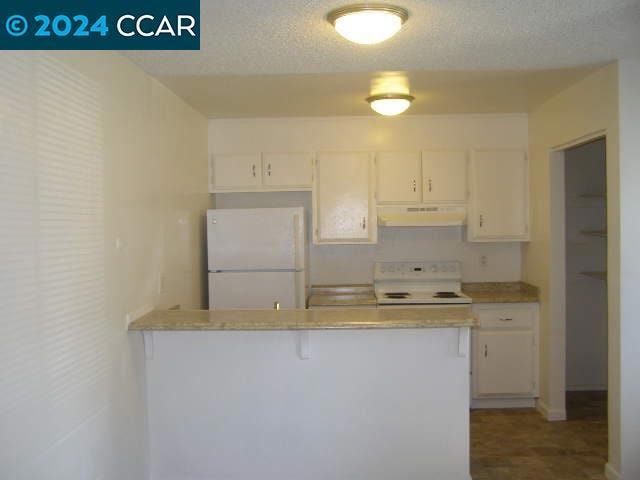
(207, 207), (307, 309)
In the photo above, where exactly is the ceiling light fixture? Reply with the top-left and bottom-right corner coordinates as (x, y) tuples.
(327, 4), (409, 45)
(366, 93), (414, 116)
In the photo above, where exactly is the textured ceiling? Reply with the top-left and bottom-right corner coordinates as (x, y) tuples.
(156, 67), (601, 117)
(124, 0), (640, 75)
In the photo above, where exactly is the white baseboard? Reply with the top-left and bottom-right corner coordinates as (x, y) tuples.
(536, 399), (567, 421)
(471, 397), (536, 409)
(605, 462), (620, 480)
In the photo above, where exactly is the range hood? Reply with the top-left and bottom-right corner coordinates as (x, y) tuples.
(377, 205), (467, 227)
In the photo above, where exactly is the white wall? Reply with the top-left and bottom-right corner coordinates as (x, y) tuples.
(0, 52), (208, 480)
(209, 114), (528, 284)
(524, 63), (620, 473)
(146, 328), (471, 480)
(564, 139), (607, 391)
(618, 57), (640, 480)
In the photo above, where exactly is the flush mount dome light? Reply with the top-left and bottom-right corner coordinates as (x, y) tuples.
(366, 93), (414, 116)
(327, 4), (409, 45)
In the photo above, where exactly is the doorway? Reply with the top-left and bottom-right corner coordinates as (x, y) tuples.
(564, 138), (608, 405)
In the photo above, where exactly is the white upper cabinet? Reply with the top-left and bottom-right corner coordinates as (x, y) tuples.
(376, 152), (421, 204)
(313, 152), (377, 244)
(468, 149), (529, 242)
(421, 150), (467, 203)
(262, 153), (313, 189)
(375, 150), (467, 204)
(209, 152), (312, 192)
(210, 153), (261, 191)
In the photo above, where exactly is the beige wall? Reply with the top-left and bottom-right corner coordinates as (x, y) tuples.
(0, 52), (208, 479)
(524, 63), (620, 472)
(209, 114), (528, 284)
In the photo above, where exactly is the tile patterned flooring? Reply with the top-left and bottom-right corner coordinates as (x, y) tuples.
(471, 391), (608, 479)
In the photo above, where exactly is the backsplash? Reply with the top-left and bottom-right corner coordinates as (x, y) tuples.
(213, 192), (521, 284)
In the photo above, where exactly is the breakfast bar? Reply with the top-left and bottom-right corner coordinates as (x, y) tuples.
(130, 307), (476, 480)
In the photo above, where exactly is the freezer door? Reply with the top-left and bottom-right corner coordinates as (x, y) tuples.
(208, 271), (304, 309)
(207, 208), (305, 271)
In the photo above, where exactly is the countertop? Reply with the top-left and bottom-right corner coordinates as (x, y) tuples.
(307, 282), (539, 307)
(308, 284), (377, 308)
(128, 307), (476, 331)
(462, 282), (539, 303)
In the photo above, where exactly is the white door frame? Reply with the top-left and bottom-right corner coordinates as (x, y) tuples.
(547, 129), (607, 421)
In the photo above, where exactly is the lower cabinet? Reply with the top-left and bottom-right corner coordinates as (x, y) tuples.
(471, 303), (539, 407)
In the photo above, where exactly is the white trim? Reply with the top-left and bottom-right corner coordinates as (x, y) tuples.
(536, 399), (567, 421)
(551, 129), (606, 152)
(604, 462), (620, 480)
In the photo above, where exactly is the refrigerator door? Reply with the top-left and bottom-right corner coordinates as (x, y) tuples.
(207, 208), (305, 271)
(208, 271), (303, 309)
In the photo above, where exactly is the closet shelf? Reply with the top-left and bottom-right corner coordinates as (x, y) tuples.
(579, 193), (606, 199)
(581, 271), (607, 280)
(580, 229), (607, 237)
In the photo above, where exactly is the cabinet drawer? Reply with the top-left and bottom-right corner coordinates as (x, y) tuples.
(477, 308), (534, 329)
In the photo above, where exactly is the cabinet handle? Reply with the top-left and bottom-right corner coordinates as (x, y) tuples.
(484, 344), (488, 358)
(428, 178), (432, 192)
(412, 179), (417, 192)
(361, 216), (366, 230)
(252, 164), (256, 177)
(267, 163), (271, 176)
(479, 214), (484, 228)
(500, 318), (513, 322)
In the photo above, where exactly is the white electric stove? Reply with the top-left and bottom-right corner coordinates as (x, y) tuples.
(374, 261), (472, 307)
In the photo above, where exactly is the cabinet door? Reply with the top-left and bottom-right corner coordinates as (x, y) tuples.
(313, 152), (376, 244)
(474, 330), (535, 396)
(376, 152), (420, 203)
(211, 153), (261, 191)
(421, 151), (467, 203)
(262, 153), (312, 189)
(469, 149), (529, 241)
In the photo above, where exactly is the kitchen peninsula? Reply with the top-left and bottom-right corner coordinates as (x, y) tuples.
(130, 307), (476, 480)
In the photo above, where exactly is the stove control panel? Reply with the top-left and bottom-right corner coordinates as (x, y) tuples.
(374, 261), (462, 281)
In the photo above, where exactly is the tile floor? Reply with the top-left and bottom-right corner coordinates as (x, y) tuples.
(471, 391), (608, 479)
